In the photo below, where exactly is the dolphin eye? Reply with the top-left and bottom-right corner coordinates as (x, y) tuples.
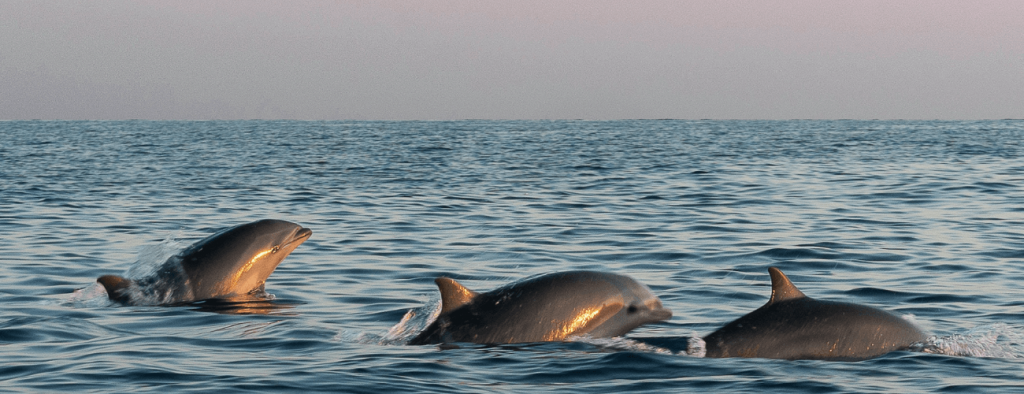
(627, 305), (639, 314)
(271, 246), (280, 253)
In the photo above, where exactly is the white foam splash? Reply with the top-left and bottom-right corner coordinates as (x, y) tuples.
(332, 330), (381, 343)
(105, 259), (194, 306)
(912, 323), (1023, 359)
(58, 235), (188, 307)
(566, 335), (674, 354)
(124, 236), (184, 279)
(101, 233), (199, 306)
(334, 296), (442, 346)
(380, 297), (442, 345)
(62, 282), (112, 307)
(685, 332), (707, 357)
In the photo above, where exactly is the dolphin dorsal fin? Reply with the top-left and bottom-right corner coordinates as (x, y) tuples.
(97, 275), (133, 303)
(766, 267), (806, 304)
(435, 277), (479, 315)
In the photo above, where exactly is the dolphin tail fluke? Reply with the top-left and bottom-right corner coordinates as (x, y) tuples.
(766, 267), (806, 304)
(97, 275), (133, 304)
(435, 277), (479, 314)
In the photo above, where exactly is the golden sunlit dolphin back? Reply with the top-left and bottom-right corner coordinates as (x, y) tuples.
(97, 219), (312, 305)
(408, 271), (672, 345)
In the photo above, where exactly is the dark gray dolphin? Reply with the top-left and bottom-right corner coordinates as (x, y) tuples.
(408, 271), (673, 345)
(97, 219), (312, 305)
(702, 267), (927, 360)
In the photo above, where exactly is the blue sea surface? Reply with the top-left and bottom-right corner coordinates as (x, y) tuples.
(2, 120), (1023, 392)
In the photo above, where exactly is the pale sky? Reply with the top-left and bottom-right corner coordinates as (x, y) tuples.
(2, 0), (1022, 120)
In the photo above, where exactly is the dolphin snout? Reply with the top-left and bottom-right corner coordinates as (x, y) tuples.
(290, 227), (313, 245)
(650, 307), (673, 321)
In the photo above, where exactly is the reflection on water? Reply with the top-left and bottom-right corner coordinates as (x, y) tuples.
(186, 297), (300, 316)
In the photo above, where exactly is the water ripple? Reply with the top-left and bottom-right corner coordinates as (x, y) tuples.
(2, 120), (1024, 392)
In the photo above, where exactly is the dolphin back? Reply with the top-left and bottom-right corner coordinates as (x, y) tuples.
(703, 297), (926, 360)
(410, 271), (672, 345)
(703, 267), (926, 360)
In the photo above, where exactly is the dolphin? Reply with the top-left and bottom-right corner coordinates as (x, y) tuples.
(701, 267), (927, 360)
(97, 219), (312, 305)
(408, 270), (673, 345)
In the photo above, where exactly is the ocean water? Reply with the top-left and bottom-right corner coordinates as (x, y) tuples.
(2, 119), (1023, 392)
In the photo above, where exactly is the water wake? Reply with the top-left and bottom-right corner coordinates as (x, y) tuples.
(63, 235), (192, 306)
(335, 296), (442, 345)
(566, 335), (674, 354)
(913, 323), (1023, 359)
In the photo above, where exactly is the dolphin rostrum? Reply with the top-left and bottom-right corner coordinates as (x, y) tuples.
(409, 270), (673, 345)
(702, 267), (927, 360)
(97, 219), (312, 305)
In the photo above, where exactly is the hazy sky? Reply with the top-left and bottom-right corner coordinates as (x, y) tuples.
(2, 1), (1022, 120)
